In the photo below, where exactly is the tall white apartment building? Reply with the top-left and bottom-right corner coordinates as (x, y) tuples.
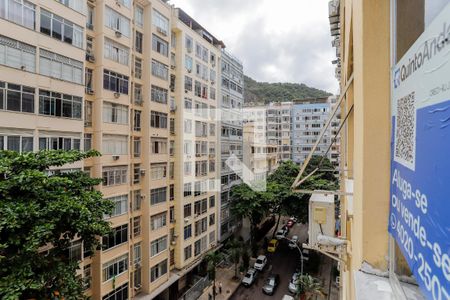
(219, 50), (244, 241)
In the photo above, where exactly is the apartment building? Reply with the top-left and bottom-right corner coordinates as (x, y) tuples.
(0, 0), (231, 299)
(328, 0), (449, 299)
(266, 101), (292, 163)
(291, 97), (334, 165)
(219, 50), (244, 241)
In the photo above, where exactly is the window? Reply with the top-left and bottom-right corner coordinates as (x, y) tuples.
(185, 35), (193, 51)
(106, 194), (128, 218)
(0, 35), (36, 72)
(151, 138), (167, 154)
(184, 76), (193, 91)
(134, 57), (142, 79)
(184, 98), (192, 110)
(185, 55), (193, 72)
(133, 190), (141, 211)
(85, 68), (93, 92)
(152, 60), (168, 80)
(151, 85), (168, 104)
(134, 84), (142, 105)
(184, 203), (192, 217)
(169, 162), (174, 179)
(150, 259), (167, 282)
(38, 90), (81, 119)
(102, 254), (128, 282)
(210, 87), (216, 100)
(133, 137), (141, 157)
(133, 164), (140, 184)
(134, 6), (143, 28)
(209, 230), (215, 244)
(133, 242), (141, 265)
(39, 49), (82, 84)
(40, 10), (83, 48)
(102, 283), (128, 300)
(184, 245), (192, 260)
(169, 184), (174, 201)
(209, 213), (215, 226)
(209, 160), (215, 172)
(151, 163), (167, 180)
(133, 216), (141, 237)
(184, 183), (192, 197)
(150, 187), (167, 205)
(170, 206), (175, 223)
(87, 5), (94, 29)
(184, 224), (192, 240)
(152, 34), (168, 56)
(0, 82), (34, 113)
(209, 195), (215, 208)
(84, 134), (91, 151)
(38, 136), (80, 151)
(152, 9), (169, 34)
(184, 162), (192, 176)
(135, 31), (143, 53)
(194, 198), (208, 215)
(150, 111), (168, 129)
(151, 212), (167, 231)
(194, 217), (208, 236)
(102, 224), (128, 250)
(195, 161), (208, 177)
(133, 110), (141, 131)
(195, 121), (208, 137)
(194, 81), (201, 97)
(151, 236), (167, 257)
(103, 102), (128, 124)
(105, 6), (130, 37)
(0, 134), (33, 152)
(104, 38), (129, 65)
(0, 0), (35, 29)
(194, 236), (207, 256)
(170, 118), (175, 135)
(102, 166), (127, 186)
(103, 69), (129, 94)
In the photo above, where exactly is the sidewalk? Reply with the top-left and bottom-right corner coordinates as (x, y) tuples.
(198, 264), (241, 300)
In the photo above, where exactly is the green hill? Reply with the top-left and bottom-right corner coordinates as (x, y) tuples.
(244, 75), (332, 105)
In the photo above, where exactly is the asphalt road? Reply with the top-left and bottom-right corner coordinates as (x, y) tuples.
(230, 222), (308, 300)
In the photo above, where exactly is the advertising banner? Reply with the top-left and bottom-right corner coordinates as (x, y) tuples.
(389, 4), (450, 299)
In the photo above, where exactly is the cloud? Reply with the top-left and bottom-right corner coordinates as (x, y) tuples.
(169, 0), (339, 94)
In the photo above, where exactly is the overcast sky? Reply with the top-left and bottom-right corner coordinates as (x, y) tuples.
(168, 0), (339, 94)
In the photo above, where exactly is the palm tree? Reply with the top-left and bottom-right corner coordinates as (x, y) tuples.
(205, 251), (223, 300)
(296, 274), (325, 300)
(227, 238), (242, 279)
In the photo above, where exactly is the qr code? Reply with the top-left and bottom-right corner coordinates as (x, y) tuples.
(395, 91), (416, 168)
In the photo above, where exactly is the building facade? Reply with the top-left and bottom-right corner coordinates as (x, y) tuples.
(329, 0), (449, 299)
(0, 1), (244, 299)
(266, 101), (292, 163)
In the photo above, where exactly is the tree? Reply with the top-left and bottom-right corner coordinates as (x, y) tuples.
(205, 251), (223, 300)
(0, 150), (113, 299)
(295, 274), (325, 300)
(230, 184), (268, 253)
(227, 238), (243, 279)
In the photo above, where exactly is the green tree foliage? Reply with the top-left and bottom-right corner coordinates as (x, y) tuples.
(0, 150), (113, 299)
(227, 238), (243, 279)
(295, 274), (325, 299)
(244, 75), (332, 105)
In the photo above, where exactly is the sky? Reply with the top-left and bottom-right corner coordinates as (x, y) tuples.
(168, 0), (339, 94)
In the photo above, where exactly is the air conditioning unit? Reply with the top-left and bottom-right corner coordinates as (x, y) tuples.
(140, 194), (146, 200)
(211, 80), (215, 85)
(170, 105), (177, 112)
(112, 155), (120, 160)
(185, 89), (188, 93)
(187, 47), (192, 53)
(170, 65), (176, 69)
(187, 69), (192, 73)
(115, 0), (121, 6)
(134, 285), (142, 291)
(86, 88), (94, 95)
(171, 241), (176, 245)
(157, 27), (167, 36)
(86, 53), (95, 63)
(184, 217), (189, 223)
(115, 30), (122, 38)
(114, 92), (120, 98)
(140, 169), (146, 175)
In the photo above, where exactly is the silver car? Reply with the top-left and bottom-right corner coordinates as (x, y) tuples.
(241, 268), (258, 287)
(288, 272), (299, 293)
(262, 274), (280, 295)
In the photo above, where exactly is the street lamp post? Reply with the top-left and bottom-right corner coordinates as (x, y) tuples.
(282, 236), (304, 275)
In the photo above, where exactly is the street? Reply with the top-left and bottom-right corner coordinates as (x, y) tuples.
(230, 222), (308, 300)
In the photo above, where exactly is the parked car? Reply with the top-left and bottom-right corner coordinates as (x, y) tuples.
(288, 235), (299, 249)
(288, 272), (299, 293)
(289, 216), (298, 223)
(267, 239), (279, 253)
(241, 268), (258, 287)
(282, 225), (290, 234)
(302, 248), (310, 262)
(262, 273), (280, 295)
(286, 219), (295, 228)
(275, 229), (287, 240)
(282, 295), (295, 300)
(254, 255), (267, 271)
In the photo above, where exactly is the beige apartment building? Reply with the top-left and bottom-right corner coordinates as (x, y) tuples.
(0, 0), (227, 299)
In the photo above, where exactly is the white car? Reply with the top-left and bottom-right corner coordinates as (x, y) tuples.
(254, 255), (267, 271)
(302, 248), (310, 262)
(241, 268), (258, 287)
(289, 235), (299, 249)
(282, 295), (294, 300)
(275, 229), (287, 239)
(288, 272), (299, 293)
